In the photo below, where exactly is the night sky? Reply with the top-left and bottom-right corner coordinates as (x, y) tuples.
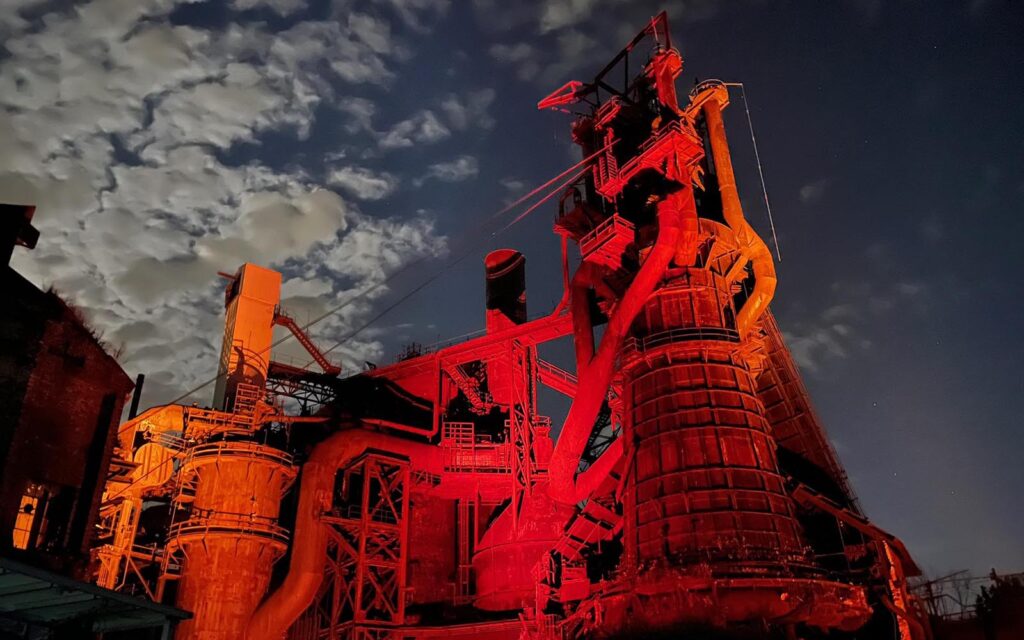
(3, 0), (1022, 581)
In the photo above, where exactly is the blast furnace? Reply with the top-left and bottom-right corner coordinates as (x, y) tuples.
(91, 13), (930, 640)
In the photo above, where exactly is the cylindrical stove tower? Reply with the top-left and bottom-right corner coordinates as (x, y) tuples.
(168, 442), (296, 640)
(609, 235), (870, 631)
(620, 268), (807, 573)
(602, 81), (872, 632)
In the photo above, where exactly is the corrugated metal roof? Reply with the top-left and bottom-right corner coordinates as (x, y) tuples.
(0, 557), (189, 634)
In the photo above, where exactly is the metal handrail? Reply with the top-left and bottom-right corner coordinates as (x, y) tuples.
(331, 504), (400, 525)
(186, 441), (294, 468)
(621, 326), (740, 355)
(579, 215), (634, 254)
(168, 510), (290, 544)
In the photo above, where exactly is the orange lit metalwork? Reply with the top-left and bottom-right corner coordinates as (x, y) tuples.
(92, 13), (930, 640)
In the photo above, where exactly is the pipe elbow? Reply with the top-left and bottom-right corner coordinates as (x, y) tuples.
(735, 234), (776, 338)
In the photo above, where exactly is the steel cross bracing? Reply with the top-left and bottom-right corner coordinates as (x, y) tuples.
(508, 339), (537, 532)
(266, 361), (338, 413)
(321, 453), (411, 638)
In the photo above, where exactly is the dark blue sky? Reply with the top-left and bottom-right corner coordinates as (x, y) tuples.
(3, 0), (1022, 580)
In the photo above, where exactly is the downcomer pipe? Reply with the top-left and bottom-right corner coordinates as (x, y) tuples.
(547, 187), (698, 505)
(246, 430), (443, 640)
(568, 261), (618, 371)
(702, 88), (777, 337)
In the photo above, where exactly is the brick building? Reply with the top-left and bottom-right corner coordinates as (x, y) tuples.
(0, 204), (134, 577)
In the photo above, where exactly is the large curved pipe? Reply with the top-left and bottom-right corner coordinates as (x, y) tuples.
(548, 187), (697, 505)
(570, 266), (597, 370)
(647, 49), (686, 119)
(702, 90), (777, 337)
(568, 261), (616, 371)
(572, 437), (624, 501)
(246, 429), (443, 640)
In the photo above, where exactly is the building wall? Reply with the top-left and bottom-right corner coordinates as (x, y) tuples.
(0, 267), (133, 577)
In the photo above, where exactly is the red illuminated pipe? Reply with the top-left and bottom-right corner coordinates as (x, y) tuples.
(568, 261), (616, 369)
(548, 188), (697, 505)
(879, 593), (929, 640)
(647, 49), (686, 120)
(702, 89), (777, 337)
(572, 437), (623, 499)
(246, 429), (443, 640)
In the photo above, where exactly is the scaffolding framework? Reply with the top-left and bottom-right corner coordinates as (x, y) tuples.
(320, 453), (411, 639)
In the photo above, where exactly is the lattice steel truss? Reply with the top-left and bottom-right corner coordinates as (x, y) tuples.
(508, 339), (537, 531)
(318, 452), (411, 640)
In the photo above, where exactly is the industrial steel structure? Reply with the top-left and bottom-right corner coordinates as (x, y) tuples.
(91, 14), (930, 639)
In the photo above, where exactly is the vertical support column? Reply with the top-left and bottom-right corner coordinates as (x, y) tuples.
(95, 493), (142, 589)
(455, 498), (473, 604)
(508, 340), (536, 533)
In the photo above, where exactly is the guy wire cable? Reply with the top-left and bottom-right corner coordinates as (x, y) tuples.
(725, 81), (782, 261)
(314, 165), (589, 362)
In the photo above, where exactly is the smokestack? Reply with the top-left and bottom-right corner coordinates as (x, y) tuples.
(128, 373), (145, 419)
(484, 250), (526, 406)
(484, 249), (527, 333)
(1, 203), (39, 266)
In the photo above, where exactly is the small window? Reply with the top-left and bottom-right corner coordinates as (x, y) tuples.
(12, 483), (49, 551)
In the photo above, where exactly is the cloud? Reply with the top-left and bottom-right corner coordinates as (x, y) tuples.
(489, 42), (537, 64)
(328, 166), (399, 201)
(799, 178), (830, 204)
(489, 29), (597, 85)
(414, 155), (480, 186)
(232, 0), (306, 16)
(782, 279), (929, 374)
(129, 64), (300, 158)
(500, 176), (526, 193)
(336, 97), (378, 135)
(483, 1), (730, 84)
(539, 0), (615, 33)
(441, 88), (496, 131)
(488, 43), (542, 82)
(380, 0), (452, 32)
(1, 0), (446, 407)
(378, 110), (451, 149)
(339, 89), (494, 153)
(468, 0), (538, 33)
